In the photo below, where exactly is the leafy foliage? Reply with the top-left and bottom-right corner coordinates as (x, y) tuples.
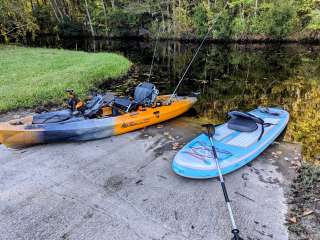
(106, 8), (144, 37)
(173, 6), (194, 38)
(212, 9), (234, 39)
(264, 1), (297, 38)
(0, 0), (38, 42)
(57, 17), (83, 37)
(249, 1), (297, 38)
(307, 9), (320, 31)
(0, 0), (320, 41)
(192, 3), (209, 37)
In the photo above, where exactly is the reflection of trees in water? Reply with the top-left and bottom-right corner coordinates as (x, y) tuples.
(282, 81), (320, 164)
(139, 42), (319, 163)
(191, 45), (320, 163)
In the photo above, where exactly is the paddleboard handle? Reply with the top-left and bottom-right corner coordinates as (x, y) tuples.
(202, 123), (243, 240)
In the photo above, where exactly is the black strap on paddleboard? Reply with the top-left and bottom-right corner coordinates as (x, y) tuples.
(258, 122), (277, 141)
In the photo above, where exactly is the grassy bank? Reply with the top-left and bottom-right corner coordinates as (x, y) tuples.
(0, 45), (131, 112)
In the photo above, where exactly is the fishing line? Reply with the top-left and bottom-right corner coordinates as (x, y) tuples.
(147, 19), (160, 82)
(168, 3), (228, 102)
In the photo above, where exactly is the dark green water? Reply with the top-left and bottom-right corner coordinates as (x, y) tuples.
(30, 38), (320, 162)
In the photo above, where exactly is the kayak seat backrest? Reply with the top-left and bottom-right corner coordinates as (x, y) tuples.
(113, 96), (136, 112)
(32, 109), (72, 124)
(113, 82), (159, 112)
(85, 95), (101, 109)
(83, 95), (107, 117)
(134, 82), (159, 107)
(227, 111), (264, 132)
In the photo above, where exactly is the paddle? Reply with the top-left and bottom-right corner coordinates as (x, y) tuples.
(202, 124), (243, 240)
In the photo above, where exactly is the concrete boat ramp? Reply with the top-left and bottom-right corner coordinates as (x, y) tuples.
(0, 117), (300, 240)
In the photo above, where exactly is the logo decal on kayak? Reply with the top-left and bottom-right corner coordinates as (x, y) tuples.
(121, 119), (149, 128)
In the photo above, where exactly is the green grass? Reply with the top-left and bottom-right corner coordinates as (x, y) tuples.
(0, 45), (132, 112)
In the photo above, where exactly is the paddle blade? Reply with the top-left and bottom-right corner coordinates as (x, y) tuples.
(201, 124), (215, 138)
(231, 235), (243, 240)
(201, 123), (214, 128)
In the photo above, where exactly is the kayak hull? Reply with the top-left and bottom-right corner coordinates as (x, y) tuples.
(172, 107), (289, 179)
(0, 96), (196, 149)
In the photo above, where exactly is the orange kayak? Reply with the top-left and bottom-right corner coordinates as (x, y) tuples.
(0, 96), (196, 149)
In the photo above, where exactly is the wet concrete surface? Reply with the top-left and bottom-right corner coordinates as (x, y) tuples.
(0, 117), (301, 240)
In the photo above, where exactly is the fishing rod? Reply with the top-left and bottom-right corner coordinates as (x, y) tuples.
(168, 4), (228, 103)
(147, 19), (160, 82)
(168, 28), (211, 102)
(203, 124), (243, 240)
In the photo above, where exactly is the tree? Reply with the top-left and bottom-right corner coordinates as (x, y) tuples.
(0, 0), (319, 41)
(307, 9), (320, 31)
(84, 0), (95, 37)
(0, 0), (38, 41)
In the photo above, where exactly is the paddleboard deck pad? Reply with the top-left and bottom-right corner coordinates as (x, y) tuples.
(172, 107), (289, 179)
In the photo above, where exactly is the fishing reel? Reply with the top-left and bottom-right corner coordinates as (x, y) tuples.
(65, 89), (84, 112)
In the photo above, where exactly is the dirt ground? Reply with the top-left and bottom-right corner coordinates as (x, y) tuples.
(287, 164), (320, 240)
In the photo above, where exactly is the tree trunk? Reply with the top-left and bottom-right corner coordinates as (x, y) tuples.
(29, 0), (34, 11)
(158, 3), (165, 33)
(84, 0), (95, 37)
(57, 0), (68, 18)
(101, 0), (108, 36)
(52, 0), (64, 20)
(49, 0), (61, 23)
(110, 0), (115, 9)
(61, 0), (70, 18)
(167, 1), (170, 34)
(255, 0), (258, 16)
(172, 1), (176, 38)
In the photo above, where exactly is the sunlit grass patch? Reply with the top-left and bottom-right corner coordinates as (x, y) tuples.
(0, 45), (132, 112)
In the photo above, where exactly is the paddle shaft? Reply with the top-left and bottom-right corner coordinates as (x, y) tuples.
(208, 136), (238, 231)
(204, 126), (243, 240)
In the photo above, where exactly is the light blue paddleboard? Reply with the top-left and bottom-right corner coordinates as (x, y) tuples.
(172, 107), (289, 179)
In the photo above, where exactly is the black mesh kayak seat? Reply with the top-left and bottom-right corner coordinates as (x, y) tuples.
(114, 82), (159, 112)
(83, 94), (114, 118)
(133, 82), (159, 106)
(227, 111), (266, 141)
(113, 96), (133, 112)
(32, 109), (73, 124)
